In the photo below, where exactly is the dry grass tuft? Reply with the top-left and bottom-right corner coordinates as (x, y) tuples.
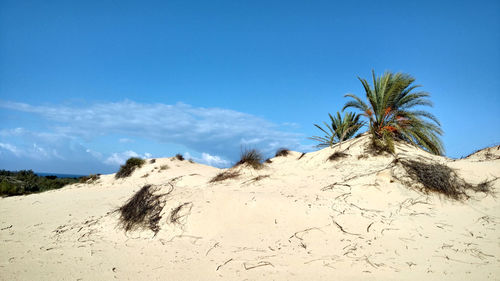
(234, 148), (263, 169)
(328, 151), (348, 161)
(357, 154), (369, 160)
(150, 159), (156, 164)
(115, 157), (145, 179)
(275, 148), (290, 157)
(169, 202), (193, 225)
(243, 175), (270, 184)
(79, 174), (100, 184)
(265, 158), (273, 163)
(117, 184), (170, 233)
(209, 171), (240, 183)
(364, 135), (394, 155)
(397, 159), (493, 200)
(253, 175), (270, 181)
(160, 165), (169, 171)
(175, 154), (184, 161)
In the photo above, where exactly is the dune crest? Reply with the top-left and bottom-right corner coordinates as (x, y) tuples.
(1, 135), (499, 280)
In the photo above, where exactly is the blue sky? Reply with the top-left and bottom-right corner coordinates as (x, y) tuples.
(1, 0), (499, 174)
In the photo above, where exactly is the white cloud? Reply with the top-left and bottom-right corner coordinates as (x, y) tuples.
(119, 138), (134, 143)
(184, 152), (231, 168)
(0, 100), (305, 158)
(104, 150), (153, 166)
(0, 127), (26, 137)
(104, 150), (140, 166)
(86, 148), (103, 159)
(0, 142), (21, 156)
(0, 130), (116, 174)
(200, 152), (231, 167)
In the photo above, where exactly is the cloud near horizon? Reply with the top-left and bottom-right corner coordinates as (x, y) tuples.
(0, 100), (312, 173)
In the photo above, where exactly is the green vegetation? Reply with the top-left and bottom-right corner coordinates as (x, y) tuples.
(79, 174), (100, 184)
(234, 148), (264, 169)
(343, 70), (443, 155)
(310, 112), (364, 148)
(0, 170), (79, 196)
(115, 157), (145, 179)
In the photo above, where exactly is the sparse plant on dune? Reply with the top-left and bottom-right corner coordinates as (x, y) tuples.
(117, 184), (169, 233)
(209, 171), (240, 183)
(343, 70), (443, 155)
(79, 174), (100, 183)
(115, 157), (145, 179)
(175, 154), (185, 161)
(234, 148), (264, 169)
(275, 148), (290, 157)
(310, 111), (364, 148)
(328, 151), (348, 161)
(394, 158), (493, 200)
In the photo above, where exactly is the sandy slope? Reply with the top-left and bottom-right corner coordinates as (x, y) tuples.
(1, 136), (499, 281)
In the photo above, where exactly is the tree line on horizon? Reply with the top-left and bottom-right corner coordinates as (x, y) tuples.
(0, 170), (81, 196)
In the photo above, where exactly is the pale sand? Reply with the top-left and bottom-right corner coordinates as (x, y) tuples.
(1, 136), (499, 280)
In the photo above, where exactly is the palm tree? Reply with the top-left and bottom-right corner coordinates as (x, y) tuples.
(343, 70), (444, 155)
(310, 111), (364, 148)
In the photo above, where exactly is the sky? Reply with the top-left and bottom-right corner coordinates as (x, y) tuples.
(1, 0), (499, 174)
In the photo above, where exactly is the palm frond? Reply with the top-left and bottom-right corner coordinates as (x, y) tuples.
(343, 70), (444, 155)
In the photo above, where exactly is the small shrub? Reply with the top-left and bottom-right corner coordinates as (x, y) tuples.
(175, 154), (184, 161)
(188, 159), (194, 163)
(79, 174), (100, 183)
(160, 165), (169, 171)
(275, 148), (290, 157)
(328, 151), (348, 161)
(369, 133), (395, 154)
(265, 158), (273, 163)
(234, 148), (263, 169)
(141, 173), (149, 178)
(209, 171), (240, 183)
(115, 157), (145, 179)
(397, 159), (493, 200)
(117, 184), (168, 233)
(150, 159), (156, 164)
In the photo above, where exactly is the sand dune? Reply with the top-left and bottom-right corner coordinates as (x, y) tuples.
(1, 135), (499, 280)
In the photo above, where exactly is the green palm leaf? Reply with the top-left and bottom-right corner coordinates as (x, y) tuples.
(344, 70), (444, 155)
(310, 111), (365, 148)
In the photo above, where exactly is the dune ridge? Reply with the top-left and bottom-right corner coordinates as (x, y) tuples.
(1, 135), (499, 280)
